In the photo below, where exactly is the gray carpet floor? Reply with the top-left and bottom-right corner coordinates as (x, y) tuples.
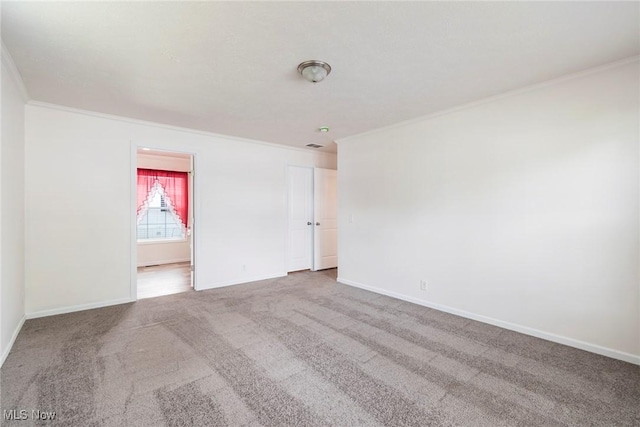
(1, 269), (639, 426)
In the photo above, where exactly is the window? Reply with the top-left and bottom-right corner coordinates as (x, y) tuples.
(137, 186), (186, 241)
(136, 168), (189, 242)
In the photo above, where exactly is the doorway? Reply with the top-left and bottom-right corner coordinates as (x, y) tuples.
(287, 166), (337, 273)
(134, 148), (195, 299)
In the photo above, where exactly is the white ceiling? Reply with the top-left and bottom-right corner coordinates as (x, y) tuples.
(3, 2), (639, 153)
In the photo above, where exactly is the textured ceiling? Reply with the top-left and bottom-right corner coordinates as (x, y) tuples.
(3, 2), (639, 153)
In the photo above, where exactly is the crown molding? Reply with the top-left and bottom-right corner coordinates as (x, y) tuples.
(337, 55), (640, 144)
(26, 100), (337, 157)
(1, 42), (30, 102)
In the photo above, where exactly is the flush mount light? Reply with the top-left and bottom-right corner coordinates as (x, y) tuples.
(306, 143), (324, 149)
(297, 60), (332, 83)
(318, 126), (329, 133)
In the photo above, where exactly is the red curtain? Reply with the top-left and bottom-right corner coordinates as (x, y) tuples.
(137, 169), (189, 227)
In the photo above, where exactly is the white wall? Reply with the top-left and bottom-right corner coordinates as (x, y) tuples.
(25, 104), (336, 316)
(136, 152), (191, 267)
(1, 49), (27, 365)
(337, 59), (640, 363)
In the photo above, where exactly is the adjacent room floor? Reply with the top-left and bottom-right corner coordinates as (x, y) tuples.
(1, 270), (638, 426)
(137, 262), (192, 299)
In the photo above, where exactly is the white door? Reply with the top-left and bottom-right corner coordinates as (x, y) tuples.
(313, 168), (338, 270)
(189, 155), (196, 289)
(287, 166), (314, 272)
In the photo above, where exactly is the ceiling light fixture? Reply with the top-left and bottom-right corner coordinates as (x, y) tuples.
(318, 126), (329, 133)
(297, 60), (332, 83)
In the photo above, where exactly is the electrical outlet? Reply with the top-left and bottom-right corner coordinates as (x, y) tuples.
(420, 280), (428, 291)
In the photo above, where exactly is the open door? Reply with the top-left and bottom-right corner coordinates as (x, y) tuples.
(189, 155), (196, 289)
(313, 168), (337, 270)
(134, 148), (195, 299)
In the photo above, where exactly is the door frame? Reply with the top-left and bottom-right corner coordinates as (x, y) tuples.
(130, 141), (201, 300)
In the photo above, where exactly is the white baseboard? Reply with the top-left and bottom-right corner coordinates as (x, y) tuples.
(337, 277), (640, 366)
(1, 315), (26, 368)
(137, 258), (190, 267)
(26, 297), (136, 320)
(197, 272), (287, 291)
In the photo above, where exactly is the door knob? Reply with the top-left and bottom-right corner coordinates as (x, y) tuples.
(316, 222), (320, 226)
(307, 222), (312, 225)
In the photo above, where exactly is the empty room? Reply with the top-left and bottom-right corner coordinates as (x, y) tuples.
(1, 1), (639, 426)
